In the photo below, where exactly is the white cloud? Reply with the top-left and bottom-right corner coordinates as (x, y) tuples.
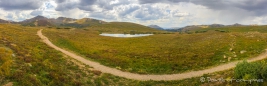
(58, 8), (87, 19)
(4, 11), (32, 21)
(110, 0), (119, 5)
(252, 16), (267, 25)
(173, 12), (190, 17)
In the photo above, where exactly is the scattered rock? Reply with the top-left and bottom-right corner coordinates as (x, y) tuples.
(228, 57), (232, 61)
(12, 54), (16, 57)
(240, 50), (247, 54)
(28, 63), (32, 67)
(3, 82), (13, 86)
(229, 48), (233, 51)
(10, 43), (17, 47)
(233, 55), (237, 57)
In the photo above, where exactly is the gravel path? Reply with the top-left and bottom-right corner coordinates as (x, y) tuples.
(37, 29), (267, 81)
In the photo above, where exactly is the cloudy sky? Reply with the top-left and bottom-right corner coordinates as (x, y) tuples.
(0, 0), (267, 28)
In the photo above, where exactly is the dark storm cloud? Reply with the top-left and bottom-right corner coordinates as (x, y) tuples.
(235, 0), (267, 15)
(0, 0), (43, 10)
(238, 0), (267, 11)
(138, 0), (267, 15)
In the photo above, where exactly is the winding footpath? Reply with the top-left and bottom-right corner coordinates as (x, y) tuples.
(37, 29), (267, 81)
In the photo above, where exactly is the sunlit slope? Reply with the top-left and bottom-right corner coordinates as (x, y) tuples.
(76, 18), (106, 25)
(43, 25), (267, 74)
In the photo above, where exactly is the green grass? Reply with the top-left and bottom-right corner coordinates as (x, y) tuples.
(190, 25), (267, 33)
(43, 25), (267, 74)
(2, 23), (267, 85)
(0, 24), (211, 86)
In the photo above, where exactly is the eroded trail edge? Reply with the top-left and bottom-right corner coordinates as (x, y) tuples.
(37, 29), (267, 81)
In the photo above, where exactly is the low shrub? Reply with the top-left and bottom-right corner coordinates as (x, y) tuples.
(234, 60), (266, 85)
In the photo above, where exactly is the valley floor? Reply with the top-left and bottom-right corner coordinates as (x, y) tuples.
(38, 29), (267, 81)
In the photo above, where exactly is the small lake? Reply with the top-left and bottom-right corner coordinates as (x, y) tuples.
(100, 33), (153, 38)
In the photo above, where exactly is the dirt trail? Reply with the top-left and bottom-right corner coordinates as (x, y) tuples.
(37, 29), (267, 81)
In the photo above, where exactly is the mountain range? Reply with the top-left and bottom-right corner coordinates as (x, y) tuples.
(148, 25), (164, 30)
(0, 18), (11, 23)
(0, 15), (252, 31)
(0, 15), (108, 28)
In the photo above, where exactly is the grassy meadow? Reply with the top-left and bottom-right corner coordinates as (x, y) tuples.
(0, 24), (210, 86)
(43, 25), (267, 74)
(1, 23), (267, 85)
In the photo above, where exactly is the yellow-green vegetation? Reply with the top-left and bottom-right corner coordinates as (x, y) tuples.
(43, 25), (267, 74)
(2, 23), (266, 85)
(0, 46), (13, 78)
(0, 24), (204, 86)
(187, 25), (267, 33)
(197, 59), (267, 86)
(76, 18), (104, 25)
(234, 60), (267, 85)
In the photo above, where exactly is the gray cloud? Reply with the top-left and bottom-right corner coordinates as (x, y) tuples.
(235, 0), (267, 15)
(138, 0), (267, 15)
(55, 0), (134, 11)
(132, 5), (170, 21)
(55, 0), (66, 3)
(55, 0), (96, 11)
(5, 13), (14, 19)
(55, 1), (79, 11)
(80, 0), (97, 6)
(139, 0), (232, 9)
(0, 0), (43, 10)
(139, 0), (187, 4)
(118, 5), (140, 16)
(30, 10), (44, 16)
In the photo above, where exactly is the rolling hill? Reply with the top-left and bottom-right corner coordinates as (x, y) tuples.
(20, 15), (107, 28)
(17, 15), (162, 32)
(89, 22), (164, 33)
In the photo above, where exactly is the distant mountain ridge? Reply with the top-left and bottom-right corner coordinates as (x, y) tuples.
(15, 15), (107, 27)
(0, 15), (251, 31)
(0, 18), (11, 23)
(148, 25), (164, 30)
(21, 15), (48, 23)
(0, 15), (161, 32)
